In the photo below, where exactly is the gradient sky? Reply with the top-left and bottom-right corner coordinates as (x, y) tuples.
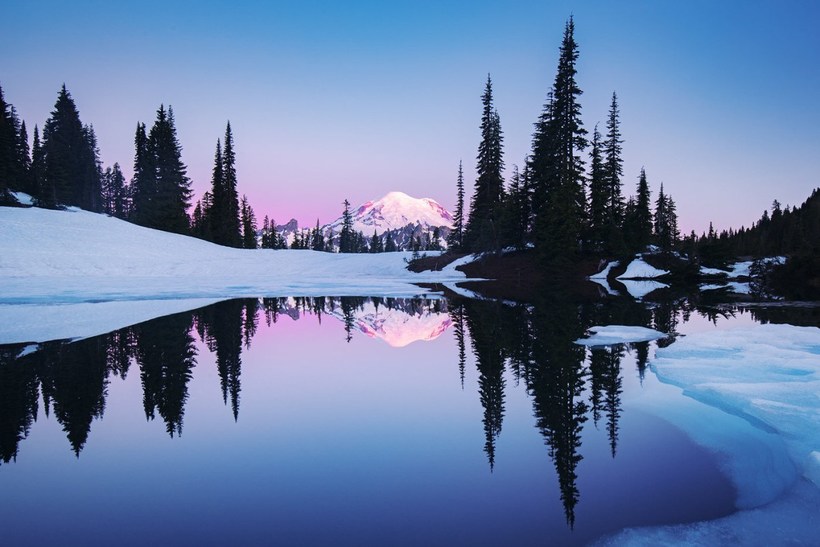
(2, 0), (818, 233)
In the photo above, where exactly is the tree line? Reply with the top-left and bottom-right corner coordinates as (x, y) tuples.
(448, 18), (681, 264)
(0, 83), (262, 248)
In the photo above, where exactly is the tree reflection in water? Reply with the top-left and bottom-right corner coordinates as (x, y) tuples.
(0, 293), (752, 529)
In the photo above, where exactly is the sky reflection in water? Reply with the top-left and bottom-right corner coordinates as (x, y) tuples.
(0, 296), (756, 545)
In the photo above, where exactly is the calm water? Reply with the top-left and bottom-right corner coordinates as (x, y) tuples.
(2, 295), (810, 546)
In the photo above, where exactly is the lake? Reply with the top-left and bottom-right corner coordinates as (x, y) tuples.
(0, 295), (816, 545)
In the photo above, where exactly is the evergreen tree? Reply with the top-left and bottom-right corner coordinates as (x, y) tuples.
(15, 119), (31, 194)
(240, 194), (258, 249)
(626, 167), (652, 252)
(385, 234), (397, 252)
(603, 92), (624, 226)
(530, 18), (587, 264)
(653, 184), (679, 252)
(30, 125), (45, 200)
(209, 122), (241, 246)
(339, 199), (354, 253)
(41, 85), (102, 210)
(146, 105), (192, 233)
(0, 84), (16, 200)
(369, 230), (381, 253)
(222, 123), (240, 244)
(102, 162), (128, 218)
(447, 160), (466, 250)
(0, 88), (32, 200)
(311, 219), (325, 251)
(587, 125), (607, 251)
(130, 122), (154, 225)
(464, 75), (505, 252)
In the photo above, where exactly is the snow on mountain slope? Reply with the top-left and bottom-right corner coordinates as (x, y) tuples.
(328, 191), (453, 234)
(0, 206), (466, 308)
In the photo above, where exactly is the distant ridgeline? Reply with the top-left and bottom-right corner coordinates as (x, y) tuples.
(271, 191), (453, 253)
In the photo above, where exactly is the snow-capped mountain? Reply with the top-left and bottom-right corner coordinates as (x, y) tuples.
(276, 191), (454, 250)
(332, 191), (453, 234)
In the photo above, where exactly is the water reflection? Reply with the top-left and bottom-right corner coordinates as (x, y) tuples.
(1, 294), (805, 534)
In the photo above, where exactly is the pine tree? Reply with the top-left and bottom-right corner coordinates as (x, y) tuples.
(0, 84), (16, 200)
(339, 199), (354, 253)
(240, 194), (257, 249)
(369, 230), (381, 253)
(603, 92), (624, 226)
(447, 160), (466, 250)
(146, 105), (192, 233)
(587, 125), (607, 251)
(41, 85), (102, 210)
(101, 162), (127, 218)
(531, 18), (587, 264)
(653, 184), (679, 253)
(220, 122), (241, 246)
(130, 122), (154, 224)
(465, 75), (505, 252)
(385, 234), (397, 252)
(30, 125), (45, 200)
(633, 167), (653, 251)
(15, 119), (32, 194)
(311, 219), (325, 251)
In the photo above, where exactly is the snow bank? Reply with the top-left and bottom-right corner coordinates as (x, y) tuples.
(0, 206), (468, 306)
(617, 258), (669, 280)
(729, 256), (786, 278)
(700, 265), (729, 276)
(575, 325), (667, 346)
(599, 323), (820, 545)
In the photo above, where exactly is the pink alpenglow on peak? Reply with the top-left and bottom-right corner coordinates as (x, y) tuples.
(336, 191), (454, 234)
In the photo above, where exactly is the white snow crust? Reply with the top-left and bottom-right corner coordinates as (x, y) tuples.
(0, 206), (471, 343)
(0, 206), (467, 305)
(575, 325), (667, 346)
(598, 323), (820, 545)
(616, 258), (669, 280)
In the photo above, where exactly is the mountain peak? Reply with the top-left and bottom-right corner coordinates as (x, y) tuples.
(342, 191), (453, 233)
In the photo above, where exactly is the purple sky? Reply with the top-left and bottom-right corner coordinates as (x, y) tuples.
(2, 1), (818, 234)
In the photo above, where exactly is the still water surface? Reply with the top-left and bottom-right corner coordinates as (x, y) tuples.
(2, 296), (797, 545)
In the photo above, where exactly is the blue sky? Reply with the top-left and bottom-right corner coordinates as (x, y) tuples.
(2, 0), (818, 232)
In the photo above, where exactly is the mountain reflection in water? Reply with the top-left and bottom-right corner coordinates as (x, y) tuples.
(1, 294), (794, 538)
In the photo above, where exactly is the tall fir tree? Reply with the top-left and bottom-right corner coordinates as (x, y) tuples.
(447, 160), (465, 250)
(102, 162), (128, 218)
(464, 75), (505, 252)
(0, 84), (15, 200)
(311, 219), (325, 251)
(240, 194), (258, 249)
(16, 119), (32, 194)
(625, 167), (653, 252)
(145, 105), (192, 233)
(603, 92), (624, 226)
(130, 122), (155, 225)
(530, 18), (587, 264)
(41, 85), (102, 210)
(339, 199), (354, 253)
(30, 125), (45, 200)
(207, 138), (231, 245)
(221, 122), (241, 247)
(586, 125), (607, 251)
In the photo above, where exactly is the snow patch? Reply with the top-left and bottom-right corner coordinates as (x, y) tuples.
(616, 258), (669, 280)
(575, 325), (667, 346)
(600, 323), (820, 545)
